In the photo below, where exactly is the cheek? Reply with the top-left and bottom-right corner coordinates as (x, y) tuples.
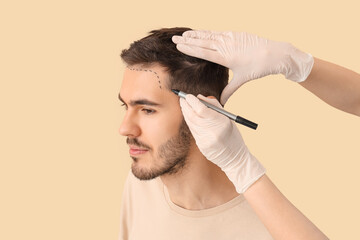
(139, 111), (183, 148)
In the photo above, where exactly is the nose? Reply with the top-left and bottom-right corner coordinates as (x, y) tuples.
(118, 111), (141, 137)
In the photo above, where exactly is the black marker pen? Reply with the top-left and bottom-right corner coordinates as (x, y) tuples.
(171, 89), (258, 130)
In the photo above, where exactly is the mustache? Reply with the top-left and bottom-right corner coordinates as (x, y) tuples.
(126, 138), (151, 150)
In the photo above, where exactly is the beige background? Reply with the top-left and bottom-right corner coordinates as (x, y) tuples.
(1, 0), (359, 239)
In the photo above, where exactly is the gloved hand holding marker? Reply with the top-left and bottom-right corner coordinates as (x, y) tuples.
(178, 92), (266, 194)
(172, 89), (258, 130)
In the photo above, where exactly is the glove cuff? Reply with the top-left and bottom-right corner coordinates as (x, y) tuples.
(222, 152), (266, 194)
(284, 46), (314, 82)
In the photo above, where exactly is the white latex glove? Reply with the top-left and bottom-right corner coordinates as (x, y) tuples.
(172, 30), (314, 105)
(179, 93), (266, 193)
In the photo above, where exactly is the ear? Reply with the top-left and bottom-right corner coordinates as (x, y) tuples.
(197, 94), (223, 108)
(206, 96), (225, 107)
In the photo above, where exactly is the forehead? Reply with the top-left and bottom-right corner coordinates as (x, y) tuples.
(120, 64), (170, 102)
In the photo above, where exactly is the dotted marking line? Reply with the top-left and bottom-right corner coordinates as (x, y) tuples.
(126, 66), (162, 89)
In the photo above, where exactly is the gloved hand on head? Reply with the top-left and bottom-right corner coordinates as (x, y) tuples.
(179, 93), (266, 194)
(172, 30), (314, 105)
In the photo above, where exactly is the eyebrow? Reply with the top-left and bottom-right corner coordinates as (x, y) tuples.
(118, 93), (162, 107)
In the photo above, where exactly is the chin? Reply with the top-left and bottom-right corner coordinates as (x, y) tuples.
(131, 162), (159, 181)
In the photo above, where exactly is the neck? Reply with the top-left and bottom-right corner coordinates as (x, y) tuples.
(160, 142), (239, 210)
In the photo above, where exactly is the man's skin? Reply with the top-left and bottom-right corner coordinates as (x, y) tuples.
(118, 63), (239, 210)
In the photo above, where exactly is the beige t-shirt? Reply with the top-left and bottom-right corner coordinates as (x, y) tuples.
(119, 170), (273, 240)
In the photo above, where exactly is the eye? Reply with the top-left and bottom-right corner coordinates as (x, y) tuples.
(120, 103), (128, 110)
(142, 108), (156, 115)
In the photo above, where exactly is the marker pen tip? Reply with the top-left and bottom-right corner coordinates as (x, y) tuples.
(171, 89), (180, 95)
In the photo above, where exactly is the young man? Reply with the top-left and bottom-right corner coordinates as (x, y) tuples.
(118, 28), (328, 240)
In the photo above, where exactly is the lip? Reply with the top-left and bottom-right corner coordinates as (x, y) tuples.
(129, 145), (149, 156)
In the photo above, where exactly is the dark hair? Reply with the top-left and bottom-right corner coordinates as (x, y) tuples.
(120, 27), (229, 102)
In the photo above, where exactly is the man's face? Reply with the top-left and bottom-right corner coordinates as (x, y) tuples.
(119, 64), (193, 180)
